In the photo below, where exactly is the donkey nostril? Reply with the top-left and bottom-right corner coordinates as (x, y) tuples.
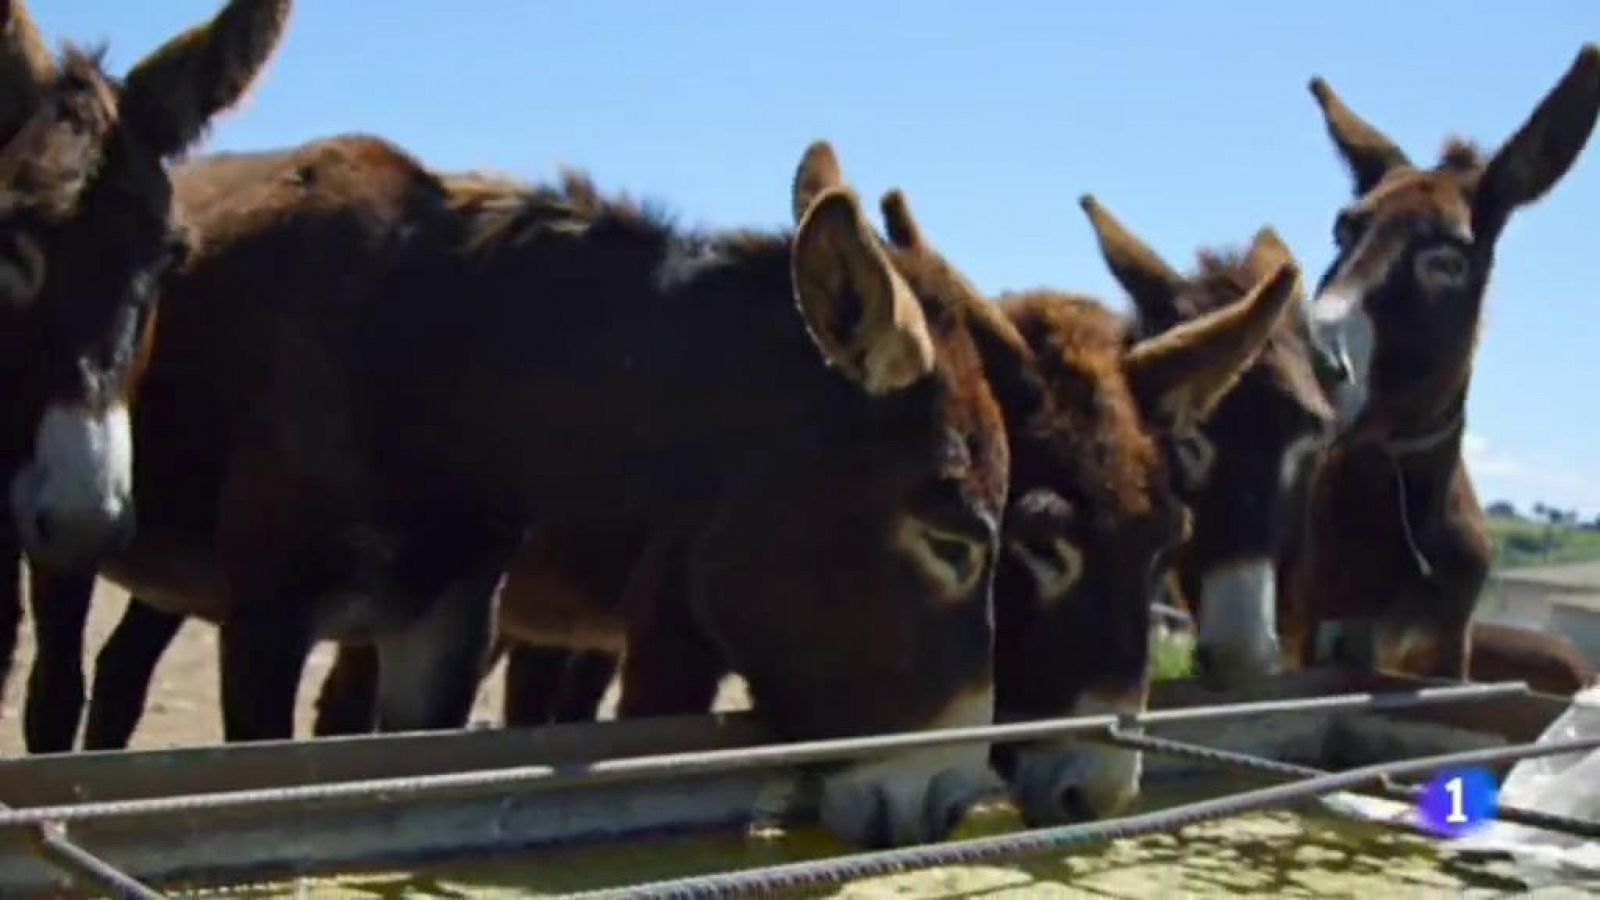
(1057, 785), (1091, 822)
(866, 785), (894, 848)
(938, 797), (965, 838)
(111, 512), (136, 551)
(33, 510), (54, 546)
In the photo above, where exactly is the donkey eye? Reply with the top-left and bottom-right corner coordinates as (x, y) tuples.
(1008, 535), (1085, 606)
(0, 230), (43, 310)
(900, 516), (988, 600)
(1333, 213), (1360, 249)
(1414, 243), (1470, 291)
(1172, 431), (1216, 489)
(163, 233), (191, 270)
(928, 532), (977, 573)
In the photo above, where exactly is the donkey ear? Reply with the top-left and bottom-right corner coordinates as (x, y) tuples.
(965, 293), (1048, 425)
(792, 140), (846, 225)
(1125, 261), (1300, 433)
(882, 187), (1046, 412)
(1309, 77), (1412, 194)
(1080, 194), (1186, 326)
(1473, 45), (1600, 245)
(1243, 227), (1296, 276)
(793, 187), (936, 396)
(0, 0), (53, 139)
(880, 189), (927, 251)
(120, 0), (292, 158)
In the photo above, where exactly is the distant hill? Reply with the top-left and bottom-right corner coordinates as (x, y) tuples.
(1488, 516), (1600, 569)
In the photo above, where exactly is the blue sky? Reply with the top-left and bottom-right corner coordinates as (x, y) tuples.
(40, 1), (1600, 515)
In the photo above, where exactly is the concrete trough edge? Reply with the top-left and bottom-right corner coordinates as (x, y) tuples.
(0, 669), (1575, 896)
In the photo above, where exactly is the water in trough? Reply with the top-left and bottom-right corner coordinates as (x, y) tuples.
(182, 777), (1600, 898)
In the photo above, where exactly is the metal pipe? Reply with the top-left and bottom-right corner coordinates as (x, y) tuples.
(0, 681), (1528, 832)
(1150, 602), (1194, 626)
(575, 730), (1600, 899)
(1129, 679), (1524, 728)
(1097, 728), (1600, 839)
(31, 823), (166, 900)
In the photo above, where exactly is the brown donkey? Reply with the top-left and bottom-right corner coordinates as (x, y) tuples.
(52, 138), (1015, 847)
(982, 234), (1298, 824)
(0, 0), (290, 751)
(404, 192), (1301, 827)
(1078, 197), (1599, 695)
(1289, 46), (1600, 678)
(1079, 198), (1335, 687)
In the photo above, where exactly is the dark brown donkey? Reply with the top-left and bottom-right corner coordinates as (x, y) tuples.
(1288, 46), (1600, 678)
(0, 0), (290, 750)
(395, 191), (1302, 827)
(47, 138), (1016, 848)
(982, 226), (1298, 825)
(1078, 197), (1335, 688)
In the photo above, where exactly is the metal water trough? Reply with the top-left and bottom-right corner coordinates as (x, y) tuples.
(0, 668), (1584, 897)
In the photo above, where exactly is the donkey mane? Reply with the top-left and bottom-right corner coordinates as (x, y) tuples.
(446, 169), (671, 241)
(441, 168), (789, 288)
(56, 44), (111, 87)
(999, 291), (1160, 518)
(1189, 248), (1256, 312)
(442, 167), (972, 336)
(1438, 138), (1485, 174)
(0, 46), (118, 214)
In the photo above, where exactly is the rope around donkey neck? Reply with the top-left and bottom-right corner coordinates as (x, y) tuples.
(1378, 407), (1464, 580)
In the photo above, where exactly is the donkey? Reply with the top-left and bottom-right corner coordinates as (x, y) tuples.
(1077, 197), (1335, 688)
(1289, 46), (1600, 678)
(43, 137), (1018, 848)
(0, 0), (290, 750)
(1077, 195), (1600, 695)
(980, 233), (1299, 825)
(387, 191), (1301, 827)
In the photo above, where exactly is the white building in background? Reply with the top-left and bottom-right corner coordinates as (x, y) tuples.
(1478, 561), (1600, 664)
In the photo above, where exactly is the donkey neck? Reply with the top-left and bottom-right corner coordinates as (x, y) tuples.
(382, 209), (883, 521)
(1331, 386), (1468, 578)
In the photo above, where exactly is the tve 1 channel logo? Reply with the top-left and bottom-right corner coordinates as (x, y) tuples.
(1418, 767), (1500, 837)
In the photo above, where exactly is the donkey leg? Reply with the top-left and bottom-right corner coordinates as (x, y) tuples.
(617, 541), (724, 719)
(312, 643), (379, 737)
(552, 650), (618, 723)
(374, 550), (508, 733)
(83, 599), (185, 750)
(23, 568), (96, 752)
(318, 634), (508, 736)
(0, 535), (20, 723)
(219, 609), (311, 742)
(502, 644), (572, 727)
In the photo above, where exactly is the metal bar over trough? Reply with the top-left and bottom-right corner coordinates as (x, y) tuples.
(0, 678), (1529, 832)
(583, 730), (1600, 899)
(0, 671), (1588, 897)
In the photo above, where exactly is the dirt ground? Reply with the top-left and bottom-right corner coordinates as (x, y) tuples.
(1, 578), (516, 755)
(0, 577), (754, 756)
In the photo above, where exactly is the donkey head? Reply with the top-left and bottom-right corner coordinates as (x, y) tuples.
(1307, 46), (1600, 443)
(1083, 198), (1334, 687)
(885, 189), (1298, 825)
(689, 143), (1009, 847)
(0, 0), (290, 568)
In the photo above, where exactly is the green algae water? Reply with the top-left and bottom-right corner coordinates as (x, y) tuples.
(177, 783), (1600, 898)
